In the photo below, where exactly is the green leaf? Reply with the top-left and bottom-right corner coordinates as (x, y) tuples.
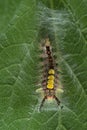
(0, 0), (87, 130)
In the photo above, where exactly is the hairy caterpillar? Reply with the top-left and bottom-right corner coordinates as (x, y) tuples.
(36, 37), (63, 111)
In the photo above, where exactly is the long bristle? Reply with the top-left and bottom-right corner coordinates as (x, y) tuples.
(45, 38), (50, 46)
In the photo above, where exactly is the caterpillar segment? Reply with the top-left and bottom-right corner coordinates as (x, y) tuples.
(37, 38), (63, 110)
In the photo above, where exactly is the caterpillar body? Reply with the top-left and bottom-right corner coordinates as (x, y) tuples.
(37, 38), (63, 110)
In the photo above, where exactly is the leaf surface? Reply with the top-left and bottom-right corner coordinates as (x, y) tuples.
(0, 0), (87, 130)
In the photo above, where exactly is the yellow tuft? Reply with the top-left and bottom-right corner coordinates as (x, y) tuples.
(48, 75), (54, 80)
(47, 84), (54, 89)
(47, 80), (54, 84)
(48, 69), (55, 75)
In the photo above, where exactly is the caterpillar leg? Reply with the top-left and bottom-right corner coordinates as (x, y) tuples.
(39, 96), (47, 111)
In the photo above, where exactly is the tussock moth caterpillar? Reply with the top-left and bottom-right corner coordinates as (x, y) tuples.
(36, 37), (63, 111)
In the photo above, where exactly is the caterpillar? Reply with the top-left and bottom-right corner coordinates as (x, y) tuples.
(36, 37), (63, 111)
